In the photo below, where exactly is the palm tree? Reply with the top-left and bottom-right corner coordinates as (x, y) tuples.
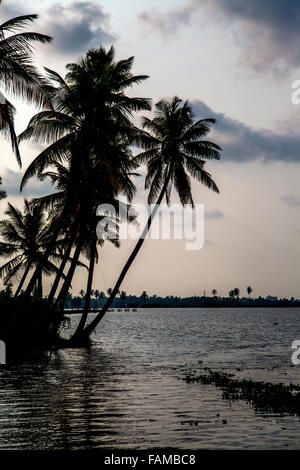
(94, 289), (104, 307)
(0, 10), (51, 165)
(233, 288), (240, 299)
(120, 290), (127, 307)
(229, 290), (235, 299)
(212, 289), (217, 297)
(140, 290), (148, 301)
(82, 96), (221, 339)
(247, 286), (253, 299)
(18, 45), (150, 301)
(79, 289), (85, 299)
(0, 199), (64, 297)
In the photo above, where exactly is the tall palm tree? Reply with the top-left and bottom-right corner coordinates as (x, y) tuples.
(81, 96), (221, 339)
(71, 197), (138, 339)
(18, 46), (150, 300)
(29, 155), (136, 334)
(120, 290), (127, 307)
(233, 288), (240, 299)
(229, 290), (234, 299)
(212, 289), (217, 297)
(0, 10), (52, 165)
(247, 286), (253, 299)
(0, 199), (64, 297)
(140, 290), (148, 301)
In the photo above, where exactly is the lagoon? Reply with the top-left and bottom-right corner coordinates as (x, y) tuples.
(0, 308), (299, 450)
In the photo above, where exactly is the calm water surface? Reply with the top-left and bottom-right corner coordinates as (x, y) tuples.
(0, 308), (300, 449)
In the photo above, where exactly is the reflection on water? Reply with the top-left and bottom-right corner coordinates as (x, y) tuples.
(0, 308), (300, 449)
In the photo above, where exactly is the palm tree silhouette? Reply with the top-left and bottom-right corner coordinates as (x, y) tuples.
(0, 10), (51, 165)
(0, 200), (64, 298)
(19, 46), (150, 302)
(82, 96), (221, 339)
(233, 288), (240, 299)
(247, 286), (253, 299)
(20, 47), (150, 297)
(140, 290), (148, 301)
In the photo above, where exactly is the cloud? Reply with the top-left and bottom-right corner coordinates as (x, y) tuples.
(1, 170), (54, 199)
(191, 100), (300, 162)
(138, 4), (194, 36)
(206, 210), (224, 219)
(0, 1), (26, 18)
(44, 2), (115, 54)
(280, 195), (300, 209)
(139, 0), (300, 72)
(1, 1), (116, 56)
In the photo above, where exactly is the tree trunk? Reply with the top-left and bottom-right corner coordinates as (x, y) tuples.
(71, 239), (96, 340)
(80, 166), (172, 339)
(23, 210), (66, 299)
(47, 230), (76, 304)
(55, 234), (84, 309)
(37, 272), (43, 299)
(14, 263), (31, 297)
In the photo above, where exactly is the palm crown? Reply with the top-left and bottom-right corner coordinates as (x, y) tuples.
(137, 97), (220, 206)
(0, 200), (64, 295)
(0, 10), (52, 166)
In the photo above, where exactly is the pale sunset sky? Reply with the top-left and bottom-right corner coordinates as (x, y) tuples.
(0, 0), (300, 298)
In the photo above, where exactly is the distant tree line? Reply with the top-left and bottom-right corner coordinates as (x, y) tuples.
(62, 286), (299, 309)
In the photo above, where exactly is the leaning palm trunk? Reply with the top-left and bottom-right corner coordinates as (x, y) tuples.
(23, 210), (66, 299)
(72, 239), (97, 340)
(37, 272), (43, 299)
(79, 166), (173, 340)
(55, 234), (84, 308)
(14, 262), (31, 297)
(47, 229), (77, 304)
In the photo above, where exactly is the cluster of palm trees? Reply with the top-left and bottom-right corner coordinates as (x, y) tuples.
(228, 286), (253, 299)
(0, 6), (222, 346)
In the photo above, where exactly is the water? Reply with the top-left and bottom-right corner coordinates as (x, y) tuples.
(0, 308), (300, 449)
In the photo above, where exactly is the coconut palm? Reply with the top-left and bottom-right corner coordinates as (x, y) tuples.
(0, 10), (51, 165)
(120, 290), (127, 307)
(82, 96), (221, 339)
(140, 290), (148, 301)
(247, 286), (253, 299)
(233, 288), (240, 299)
(0, 199), (64, 297)
(18, 45), (150, 300)
(29, 154), (136, 336)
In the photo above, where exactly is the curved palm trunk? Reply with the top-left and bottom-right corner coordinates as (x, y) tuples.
(80, 167), (172, 339)
(55, 235), (84, 309)
(23, 210), (66, 299)
(14, 262), (31, 297)
(47, 230), (76, 304)
(37, 272), (43, 299)
(72, 239), (97, 340)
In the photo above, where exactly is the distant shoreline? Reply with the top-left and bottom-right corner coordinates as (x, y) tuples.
(65, 302), (300, 313)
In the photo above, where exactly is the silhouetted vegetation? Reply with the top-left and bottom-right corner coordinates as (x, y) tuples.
(0, 4), (297, 362)
(63, 291), (300, 310)
(0, 286), (64, 362)
(185, 369), (300, 417)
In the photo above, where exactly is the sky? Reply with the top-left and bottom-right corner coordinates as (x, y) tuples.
(0, 0), (300, 298)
